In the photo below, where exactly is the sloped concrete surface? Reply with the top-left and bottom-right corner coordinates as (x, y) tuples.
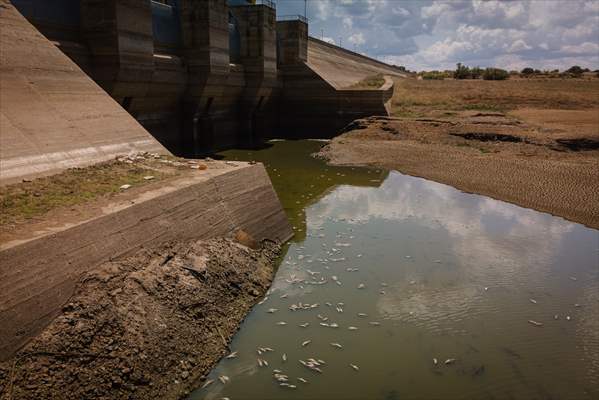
(307, 37), (406, 89)
(0, 1), (168, 184)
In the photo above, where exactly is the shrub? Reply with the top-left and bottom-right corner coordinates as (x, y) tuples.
(521, 67), (534, 75)
(421, 71), (447, 80)
(483, 68), (509, 80)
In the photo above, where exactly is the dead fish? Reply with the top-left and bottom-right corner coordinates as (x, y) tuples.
(302, 340), (312, 347)
(276, 321), (287, 326)
(257, 349), (263, 355)
(258, 296), (269, 305)
(330, 342), (343, 349)
(569, 276), (577, 281)
(357, 283), (365, 289)
(358, 313), (368, 317)
(299, 322), (310, 328)
(119, 184), (132, 190)
(574, 303), (581, 308)
(484, 287), (489, 291)
(298, 377), (308, 383)
(410, 280), (416, 285)
(566, 315), (572, 321)
(225, 351), (238, 359)
(433, 358), (438, 365)
(325, 302), (333, 307)
(267, 308), (278, 313)
(369, 321), (381, 326)
(554, 314), (559, 320)
(350, 363), (359, 371)
(201, 379), (214, 388)
(329, 323), (339, 328)
(273, 369), (282, 373)
(218, 375), (229, 384)
(317, 359), (326, 365)
(529, 299), (537, 304)
(280, 293), (288, 298)
(434, 260), (442, 263)
(528, 320), (543, 327)
(380, 290), (386, 295)
(348, 326), (358, 331)
(282, 353), (287, 362)
(257, 358), (264, 367)
(444, 359), (456, 365)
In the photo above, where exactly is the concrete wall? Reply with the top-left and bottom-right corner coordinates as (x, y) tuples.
(0, 163), (293, 361)
(0, 0), (168, 184)
(276, 20), (395, 138)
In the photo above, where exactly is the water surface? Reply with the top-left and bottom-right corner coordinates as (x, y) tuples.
(191, 140), (599, 400)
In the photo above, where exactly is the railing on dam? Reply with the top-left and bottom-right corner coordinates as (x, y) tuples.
(151, 0), (182, 48)
(277, 15), (308, 23)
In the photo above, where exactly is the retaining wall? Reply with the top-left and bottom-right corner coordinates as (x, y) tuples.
(0, 163), (293, 361)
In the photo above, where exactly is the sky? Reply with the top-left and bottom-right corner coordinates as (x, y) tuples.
(275, 0), (599, 71)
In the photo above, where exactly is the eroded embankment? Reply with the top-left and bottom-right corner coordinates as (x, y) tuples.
(0, 236), (280, 400)
(318, 113), (599, 229)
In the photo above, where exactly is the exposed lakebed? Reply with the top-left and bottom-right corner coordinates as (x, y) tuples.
(191, 140), (598, 400)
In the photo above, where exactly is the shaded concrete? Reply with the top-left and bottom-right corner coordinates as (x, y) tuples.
(0, 162), (292, 361)
(0, 0), (168, 184)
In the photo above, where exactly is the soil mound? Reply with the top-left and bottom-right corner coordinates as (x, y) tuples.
(0, 237), (281, 399)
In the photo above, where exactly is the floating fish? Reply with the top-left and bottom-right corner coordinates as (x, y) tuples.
(201, 379), (214, 388)
(282, 353), (287, 362)
(302, 340), (312, 347)
(433, 358), (438, 365)
(357, 283), (365, 289)
(528, 320), (543, 327)
(380, 290), (386, 295)
(280, 294), (288, 299)
(225, 351), (238, 359)
(218, 375), (229, 384)
(276, 321), (287, 326)
(330, 342), (343, 349)
(267, 308), (278, 313)
(444, 359), (456, 365)
(299, 322), (310, 328)
(350, 363), (359, 371)
(298, 377), (308, 383)
(554, 314), (559, 320)
(569, 276), (577, 281)
(566, 315), (571, 321)
(348, 326), (358, 331)
(358, 313), (368, 317)
(369, 322), (381, 326)
(529, 299), (537, 304)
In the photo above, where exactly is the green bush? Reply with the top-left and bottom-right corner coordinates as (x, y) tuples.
(421, 71), (447, 80)
(483, 68), (509, 80)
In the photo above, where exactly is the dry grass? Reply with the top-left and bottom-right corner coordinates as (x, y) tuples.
(347, 74), (386, 89)
(391, 78), (599, 117)
(0, 158), (174, 227)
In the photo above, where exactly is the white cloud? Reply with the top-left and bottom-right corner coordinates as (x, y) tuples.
(281, 0), (599, 71)
(348, 32), (366, 46)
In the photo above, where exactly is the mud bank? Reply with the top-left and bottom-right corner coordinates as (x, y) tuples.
(0, 237), (281, 399)
(318, 114), (599, 229)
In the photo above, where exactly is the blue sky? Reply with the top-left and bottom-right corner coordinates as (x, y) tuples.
(275, 0), (599, 71)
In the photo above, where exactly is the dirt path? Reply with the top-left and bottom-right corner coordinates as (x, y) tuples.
(0, 236), (281, 399)
(318, 112), (599, 229)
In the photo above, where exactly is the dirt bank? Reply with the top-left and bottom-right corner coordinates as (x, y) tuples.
(318, 112), (599, 229)
(0, 236), (281, 399)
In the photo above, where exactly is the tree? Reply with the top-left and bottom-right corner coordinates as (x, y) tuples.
(566, 66), (584, 76)
(521, 67), (534, 75)
(454, 63), (470, 79)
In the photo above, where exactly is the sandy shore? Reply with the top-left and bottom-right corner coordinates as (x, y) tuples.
(0, 236), (280, 399)
(318, 112), (599, 229)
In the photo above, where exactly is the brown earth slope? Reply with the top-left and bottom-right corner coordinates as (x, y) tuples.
(319, 79), (599, 229)
(0, 237), (280, 400)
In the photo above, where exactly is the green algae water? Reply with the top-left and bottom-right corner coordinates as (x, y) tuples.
(191, 140), (599, 400)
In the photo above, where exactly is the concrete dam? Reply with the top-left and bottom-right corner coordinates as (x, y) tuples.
(4, 0), (404, 172)
(0, 0), (402, 361)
